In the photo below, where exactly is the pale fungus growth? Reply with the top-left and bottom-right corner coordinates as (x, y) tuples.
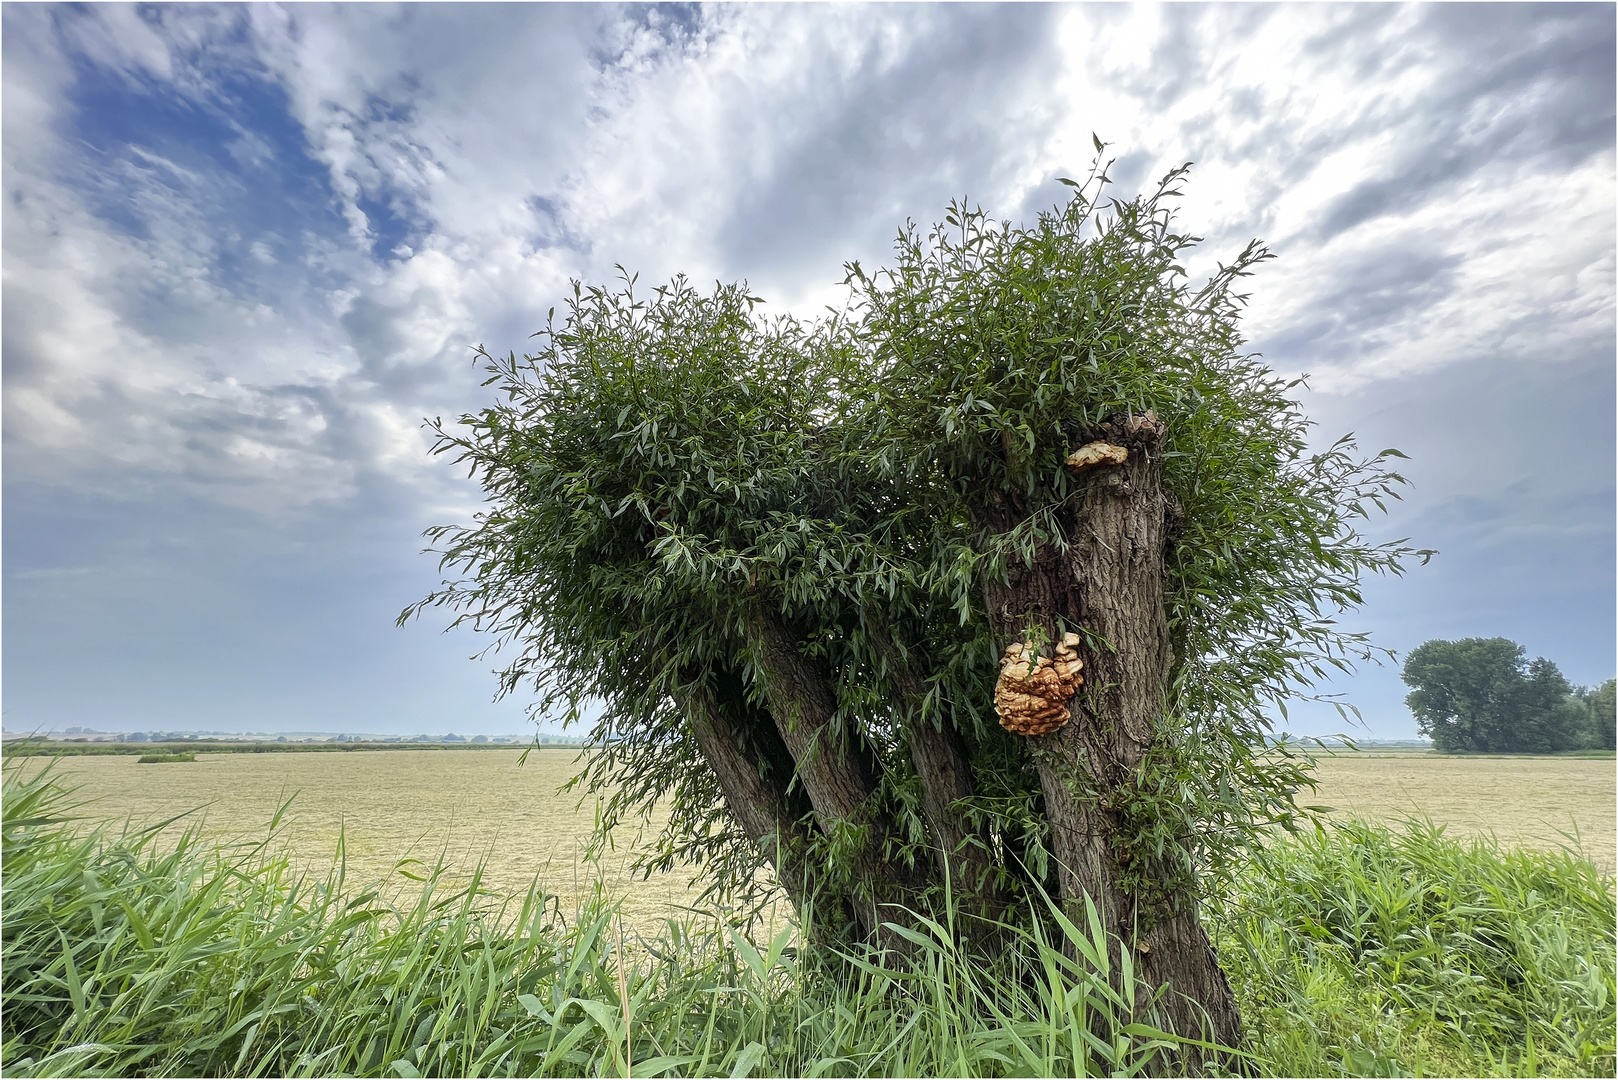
(1064, 441), (1128, 475)
(1122, 409), (1165, 440)
(994, 632), (1084, 736)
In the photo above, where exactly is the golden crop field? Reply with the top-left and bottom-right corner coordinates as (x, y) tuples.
(1305, 751), (1615, 873)
(14, 750), (712, 933)
(15, 748), (1614, 929)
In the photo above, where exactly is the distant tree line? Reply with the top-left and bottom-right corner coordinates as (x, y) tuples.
(1402, 637), (1616, 753)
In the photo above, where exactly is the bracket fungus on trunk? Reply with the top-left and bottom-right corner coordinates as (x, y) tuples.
(1065, 441), (1128, 475)
(994, 632), (1085, 737)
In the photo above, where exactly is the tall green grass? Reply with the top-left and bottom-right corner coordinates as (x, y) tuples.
(0, 764), (1178, 1077)
(3, 763), (1613, 1077)
(1219, 818), (1616, 1077)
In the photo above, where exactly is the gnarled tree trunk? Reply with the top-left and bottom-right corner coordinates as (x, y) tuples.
(980, 415), (1240, 1051)
(679, 670), (837, 919)
(746, 607), (930, 944)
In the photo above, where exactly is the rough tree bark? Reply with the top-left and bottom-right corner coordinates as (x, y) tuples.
(746, 607), (930, 943)
(979, 414), (1241, 1051)
(679, 675), (808, 893)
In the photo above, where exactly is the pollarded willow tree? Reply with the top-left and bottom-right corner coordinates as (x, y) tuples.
(404, 153), (1426, 1046)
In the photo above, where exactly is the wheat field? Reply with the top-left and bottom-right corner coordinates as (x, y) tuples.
(16, 747), (1614, 927)
(1305, 751), (1614, 872)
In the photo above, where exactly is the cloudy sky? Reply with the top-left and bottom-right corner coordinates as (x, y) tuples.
(4, 3), (1613, 739)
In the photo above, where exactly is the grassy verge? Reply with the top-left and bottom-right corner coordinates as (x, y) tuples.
(3, 764), (1612, 1077)
(0, 763), (1181, 1078)
(1219, 820), (1615, 1076)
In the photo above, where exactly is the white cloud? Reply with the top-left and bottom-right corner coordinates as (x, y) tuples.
(3, 1), (1611, 737)
(5, 3), (1611, 510)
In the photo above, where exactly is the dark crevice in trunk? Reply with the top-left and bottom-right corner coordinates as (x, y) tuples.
(708, 665), (813, 822)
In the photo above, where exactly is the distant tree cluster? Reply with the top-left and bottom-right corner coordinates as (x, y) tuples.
(1402, 637), (1615, 753)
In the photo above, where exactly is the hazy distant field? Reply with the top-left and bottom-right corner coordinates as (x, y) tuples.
(13, 749), (707, 930)
(16, 748), (1614, 926)
(1307, 751), (1615, 873)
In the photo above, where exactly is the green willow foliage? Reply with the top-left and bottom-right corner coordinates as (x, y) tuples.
(405, 152), (1427, 914)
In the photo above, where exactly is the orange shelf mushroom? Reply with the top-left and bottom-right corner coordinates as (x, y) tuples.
(994, 632), (1084, 736)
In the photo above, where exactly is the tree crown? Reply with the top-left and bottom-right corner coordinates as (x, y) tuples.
(1404, 637), (1598, 753)
(405, 153), (1430, 908)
